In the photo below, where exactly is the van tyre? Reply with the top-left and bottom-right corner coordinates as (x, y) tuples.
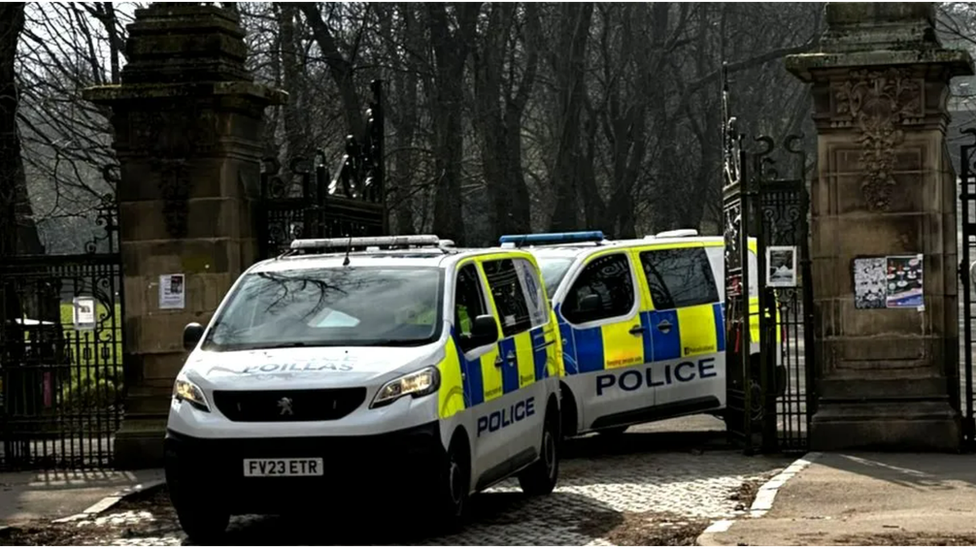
(173, 501), (229, 543)
(434, 434), (469, 532)
(518, 403), (559, 496)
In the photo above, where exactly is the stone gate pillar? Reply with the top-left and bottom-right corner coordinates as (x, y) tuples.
(85, 4), (284, 467)
(786, 3), (973, 450)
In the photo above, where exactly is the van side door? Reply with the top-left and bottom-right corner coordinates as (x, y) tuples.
(637, 245), (725, 415)
(451, 261), (508, 480)
(479, 256), (545, 469)
(558, 251), (649, 431)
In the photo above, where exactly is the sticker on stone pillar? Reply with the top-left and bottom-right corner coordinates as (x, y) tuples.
(766, 246), (797, 287)
(885, 255), (923, 309)
(72, 297), (97, 330)
(160, 273), (186, 310)
(853, 257), (886, 309)
(853, 255), (923, 310)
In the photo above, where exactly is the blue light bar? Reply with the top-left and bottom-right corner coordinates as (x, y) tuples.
(499, 231), (606, 247)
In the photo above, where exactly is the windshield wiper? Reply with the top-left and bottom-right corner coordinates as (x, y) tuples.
(366, 338), (430, 347)
(254, 342), (308, 349)
(211, 339), (429, 351)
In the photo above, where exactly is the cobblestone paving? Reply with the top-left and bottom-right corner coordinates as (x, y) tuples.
(30, 423), (792, 546)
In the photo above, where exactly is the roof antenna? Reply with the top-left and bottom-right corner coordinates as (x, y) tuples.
(342, 234), (352, 266)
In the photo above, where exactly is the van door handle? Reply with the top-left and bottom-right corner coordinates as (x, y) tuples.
(657, 319), (672, 333)
(629, 325), (644, 336)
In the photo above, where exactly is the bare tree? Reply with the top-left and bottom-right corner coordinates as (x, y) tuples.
(547, 2), (594, 233)
(5, 2), (830, 255)
(427, 3), (481, 244)
(0, 2), (39, 256)
(474, 3), (540, 237)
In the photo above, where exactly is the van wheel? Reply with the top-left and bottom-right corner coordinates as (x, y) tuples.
(174, 502), (229, 543)
(434, 434), (469, 532)
(518, 404), (559, 496)
(596, 426), (628, 437)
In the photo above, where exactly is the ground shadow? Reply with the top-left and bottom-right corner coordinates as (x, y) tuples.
(562, 427), (732, 460)
(813, 451), (976, 492)
(181, 490), (624, 546)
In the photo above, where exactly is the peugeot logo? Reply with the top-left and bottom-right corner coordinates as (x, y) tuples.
(277, 397), (294, 416)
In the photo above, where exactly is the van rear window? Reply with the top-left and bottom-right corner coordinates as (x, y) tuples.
(640, 247), (720, 310)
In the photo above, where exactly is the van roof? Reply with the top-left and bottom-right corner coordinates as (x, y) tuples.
(248, 248), (528, 272)
(524, 234), (730, 259)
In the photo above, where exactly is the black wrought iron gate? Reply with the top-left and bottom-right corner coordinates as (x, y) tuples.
(722, 100), (754, 450)
(258, 79), (388, 259)
(722, 70), (815, 454)
(0, 196), (125, 470)
(957, 129), (976, 449)
(753, 137), (816, 454)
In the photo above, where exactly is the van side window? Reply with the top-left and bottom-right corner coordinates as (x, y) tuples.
(482, 258), (532, 337)
(514, 258), (548, 328)
(563, 253), (634, 324)
(455, 264), (489, 351)
(640, 247), (720, 310)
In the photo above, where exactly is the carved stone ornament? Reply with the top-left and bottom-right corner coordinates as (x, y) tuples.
(832, 68), (923, 211)
(127, 110), (166, 152)
(153, 159), (192, 238)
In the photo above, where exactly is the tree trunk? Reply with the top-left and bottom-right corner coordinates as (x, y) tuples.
(474, 4), (538, 238)
(296, 3), (365, 140)
(548, 2), (593, 232)
(0, 4), (32, 451)
(387, 3), (421, 234)
(473, 5), (511, 238)
(278, 3), (308, 160)
(100, 2), (121, 84)
(0, 2), (40, 257)
(428, 3), (480, 244)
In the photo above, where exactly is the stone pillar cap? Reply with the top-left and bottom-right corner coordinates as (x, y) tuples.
(787, 49), (974, 81)
(83, 80), (287, 106)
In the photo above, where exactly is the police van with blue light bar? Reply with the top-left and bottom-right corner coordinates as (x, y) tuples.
(165, 234), (564, 540)
(499, 229), (779, 439)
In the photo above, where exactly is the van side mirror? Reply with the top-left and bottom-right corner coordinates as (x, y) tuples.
(183, 322), (204, 351)
(579, 294), (601, 313)
(469, 314), (498, 347)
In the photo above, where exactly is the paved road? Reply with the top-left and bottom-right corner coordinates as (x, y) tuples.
(35, 423), (789, 546)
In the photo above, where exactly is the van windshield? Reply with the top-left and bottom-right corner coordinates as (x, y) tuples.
(202, 266), (444, 351)
(536, 257), (574, 297)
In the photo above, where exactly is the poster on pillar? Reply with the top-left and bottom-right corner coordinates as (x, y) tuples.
(853, 255), (923, 310)
(885, 255), (923, 309)
(160, 274), (186, 310)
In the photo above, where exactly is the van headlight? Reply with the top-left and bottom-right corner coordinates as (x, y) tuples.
(371, 366), (440, 408)
(173, 376), (210, 412)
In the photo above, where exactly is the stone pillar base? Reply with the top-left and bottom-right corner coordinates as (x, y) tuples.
(810, 400), (961, 452)
(112, 418), (167, 470)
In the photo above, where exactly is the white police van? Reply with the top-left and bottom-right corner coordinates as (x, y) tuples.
(500, 229), (775, 439)
(166, 235), (564, 540)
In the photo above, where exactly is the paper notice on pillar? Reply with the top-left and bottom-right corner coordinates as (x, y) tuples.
(159, 274), (186, 310)
(853, 257), (886, 310)
(885, 255), (923, 309)
(72, 296), (97, 330)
